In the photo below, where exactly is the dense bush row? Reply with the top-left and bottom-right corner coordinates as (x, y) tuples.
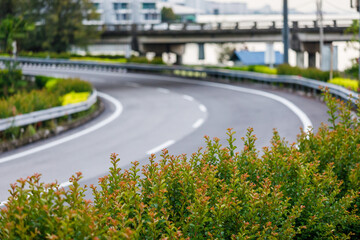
(0, 76), (92, 118)
(225, 65), (277, 75)
(17, 52), (126, 60)
(128, 56), (165, 65)
(1, 91), (359, 239)
(277, 64), (340, 82)
(0, 63), (26, 97)
(329, 77), (359, 91)
(345, 62), (359, 80)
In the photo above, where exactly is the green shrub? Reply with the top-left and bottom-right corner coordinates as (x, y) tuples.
(18, 51), (127, 60)
(1, 91), (360, 239)
(0, 90), (60, 118)
(0, 62), (26, 97)
(277, 64), (340, 82)
(45, 78), (92, 96)
(277, 64), (302, 76)
(329, 77), (359, 91)
(19, 51), (72, 59)
(128, 56), (149, 64)
(35, 75), (54, 89)
(0, 78), (92, 118)
(224, 65), (277, 75)
(224, 66), (249, 71)
(345, 61), (358, 79)
(70, 57), (127, 63)
(150, 57), (165, 65)
(253, 65), (277, 75)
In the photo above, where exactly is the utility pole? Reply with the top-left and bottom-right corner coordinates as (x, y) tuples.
(317, 0), (324, 70)
(283, 0), (289, 64)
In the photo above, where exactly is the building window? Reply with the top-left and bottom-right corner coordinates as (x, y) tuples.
(116, 13), (131, 21)
(113, 2), (129, 10)
(144, 13), (158, 20)
(142, 3), (156, 9)
(93, 3), (100, 10)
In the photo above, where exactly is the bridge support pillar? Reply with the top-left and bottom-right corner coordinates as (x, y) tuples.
(171, 44), (185, 65)
(175, 54), (183, 65)
(296, 52), (305, 68)
(308, 52), (316, 68)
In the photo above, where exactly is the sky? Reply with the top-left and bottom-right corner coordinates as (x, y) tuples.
(211, 0), (357, 14)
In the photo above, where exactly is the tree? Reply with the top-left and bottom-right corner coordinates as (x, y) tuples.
(22, 0), (100, 53)
(0, 0), (25, 20)
(0, 16), (34, 53)
(161, 7), (178, 23)
(218, 43), (236, 64)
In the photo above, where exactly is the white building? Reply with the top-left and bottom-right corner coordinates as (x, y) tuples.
(204, 1), (248, 15)
(91, 0), (161, 25)
(185, 0), (206, 14)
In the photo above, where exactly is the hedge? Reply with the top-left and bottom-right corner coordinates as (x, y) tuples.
(0, 64), (26, 97)
(329, 77), (359, 91)
(224, 65), (277, 75)
(0, 91), (359, 239)
(0, 77), (93, 118)
(277, 64), (340, 82)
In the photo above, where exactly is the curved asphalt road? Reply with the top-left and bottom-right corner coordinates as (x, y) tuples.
(0, 67), (329, 202)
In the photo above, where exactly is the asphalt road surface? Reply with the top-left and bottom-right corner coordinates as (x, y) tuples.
(0, 67), (330, 203)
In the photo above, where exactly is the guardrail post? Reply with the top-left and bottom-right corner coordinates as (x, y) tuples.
(252, 22), (257, 29)
(271, 21), (276, 29)
(313, 20), (318, 28)
(183, 23), (187, 30)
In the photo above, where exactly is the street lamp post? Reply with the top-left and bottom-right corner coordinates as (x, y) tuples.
(283, 0), (289, 64)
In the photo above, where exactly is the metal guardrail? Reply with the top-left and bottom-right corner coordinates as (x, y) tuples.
(0, 56), (358, 109)
(0, 83), (97, 131)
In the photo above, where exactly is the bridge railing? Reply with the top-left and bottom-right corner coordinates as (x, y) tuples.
(0, 56), (358, 107)
(101, 18), (355, 33)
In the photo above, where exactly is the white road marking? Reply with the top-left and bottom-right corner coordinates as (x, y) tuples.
(124, 75), (312, 131)
(146, 140), (175, 155)
(0, 200), (7, 207)
(157, 88), (170, 94)
(24, 68), (313, 130)
(192, 119), (205, 129)
(188, 81), (312, 130)
(0, 92), (123, 164)
(59, 181), (72, 188)
(199, 104), (207, 113)
(183, 95), (194, 101)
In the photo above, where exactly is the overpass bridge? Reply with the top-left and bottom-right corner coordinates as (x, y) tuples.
(96, 18), (355, 66)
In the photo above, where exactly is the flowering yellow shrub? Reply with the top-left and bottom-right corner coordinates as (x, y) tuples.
(328, 77), (359, 91)
(61, 91), (90, 106)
